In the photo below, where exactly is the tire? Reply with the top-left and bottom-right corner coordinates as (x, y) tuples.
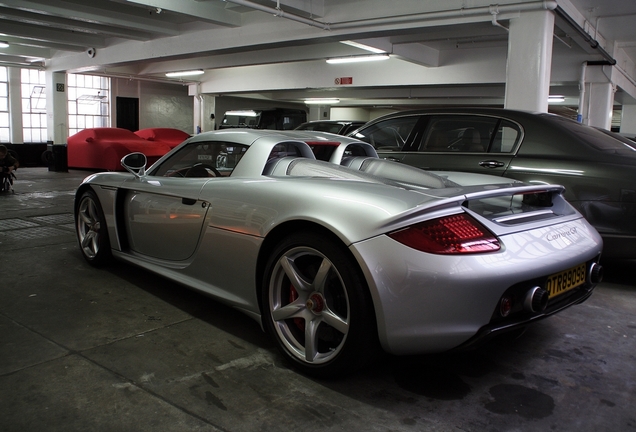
(76, 189), (112, 266)
(262, 232), (378, 377)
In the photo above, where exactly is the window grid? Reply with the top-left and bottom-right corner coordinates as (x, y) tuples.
(0, 67), (9, 142)
(67, 73), (110, 136)
(21, 69), (47, 143)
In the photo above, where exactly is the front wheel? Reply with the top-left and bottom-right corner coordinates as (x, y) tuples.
(76, 189), (111, 266)
(262, 232), (378, 377)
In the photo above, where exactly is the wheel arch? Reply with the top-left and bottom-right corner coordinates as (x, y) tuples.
(255, 220), (378, 330)
(74, 183), (94, 213)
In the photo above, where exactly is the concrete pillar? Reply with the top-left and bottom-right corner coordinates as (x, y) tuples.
(190, 84), (216, 133)
(504, 10), (555, 112)
(308, 105), (330, 121)
(7, 67), (23, 144)
(201, 94), (216, 132)
(45, 71), (68, 144)
(586, 82), (614, 130)
(620, 104), (636, 135)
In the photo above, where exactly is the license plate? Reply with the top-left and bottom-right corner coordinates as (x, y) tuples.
(546, 263), (587, 299)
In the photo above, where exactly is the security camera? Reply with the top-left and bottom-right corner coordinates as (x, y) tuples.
(86, 48), (96, 58)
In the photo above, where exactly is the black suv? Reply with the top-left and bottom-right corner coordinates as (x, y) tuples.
(219, 108), (307, 130)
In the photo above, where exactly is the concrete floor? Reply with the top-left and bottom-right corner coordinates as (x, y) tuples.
(0, 167), (634, 432)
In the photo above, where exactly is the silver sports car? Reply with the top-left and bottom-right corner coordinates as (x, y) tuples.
(74, 129), (604, 377)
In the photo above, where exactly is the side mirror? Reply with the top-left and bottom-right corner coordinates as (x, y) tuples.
(121, 152), (147, 177)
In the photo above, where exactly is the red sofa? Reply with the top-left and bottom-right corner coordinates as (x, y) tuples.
(134, 128), (190, 149)
(67, 128), (172, 171)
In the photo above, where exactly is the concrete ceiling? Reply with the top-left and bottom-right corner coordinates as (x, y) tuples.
(1, 0), (635, 110)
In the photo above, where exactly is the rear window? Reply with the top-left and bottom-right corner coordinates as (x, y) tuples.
(297, 122), (344, 134)
(544, 115), (636, 153)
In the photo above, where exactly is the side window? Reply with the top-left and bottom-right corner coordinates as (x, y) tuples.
(351, 116), (419, 150)
(418, 116), (520, 153)
(151, 141), (248, 177)
(492, 120), (521, 153)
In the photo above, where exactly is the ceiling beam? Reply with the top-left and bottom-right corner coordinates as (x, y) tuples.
(0, 0), (180, 36)
(0, 6), (153, 41)
(0, 19), (107, 48)
(0, 43), (50, 59)
(124, 0), (241, 27)
(223, 0), (325, 17)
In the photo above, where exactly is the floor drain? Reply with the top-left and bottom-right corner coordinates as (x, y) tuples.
(31, 213), (74, 225)
(0, 219), (40, 231)
(0, 227), (72, 239)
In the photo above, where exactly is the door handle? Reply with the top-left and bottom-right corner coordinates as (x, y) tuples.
(182, 197), (196, 205)
(479, 160), (505, 168)
(384, 157), (401, 162)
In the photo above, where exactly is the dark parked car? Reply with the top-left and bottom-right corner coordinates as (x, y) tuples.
(219, 108), (307, 130)
(349, 108), (636, 259)
(295, 120), (366, 135)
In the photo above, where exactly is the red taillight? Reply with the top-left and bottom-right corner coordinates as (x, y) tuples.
(388, 213), (500, 254)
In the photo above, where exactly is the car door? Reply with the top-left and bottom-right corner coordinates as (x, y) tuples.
(121, 176), (212, 261)
(377, 114), (521, 177)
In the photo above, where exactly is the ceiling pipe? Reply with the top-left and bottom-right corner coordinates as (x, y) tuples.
(222, 0), (330, 30)
(554, 6), (616, 65)
(489, 5), (509, 32)
(223, 1), (559, 32)
(328, 1), (558, 30)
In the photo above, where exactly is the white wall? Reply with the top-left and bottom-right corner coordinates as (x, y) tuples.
(112, 78), (193, 132)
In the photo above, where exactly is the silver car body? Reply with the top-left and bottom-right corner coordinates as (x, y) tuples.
(75, 129), (603, 371)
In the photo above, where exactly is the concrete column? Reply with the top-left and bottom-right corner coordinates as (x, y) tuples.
(7, 67), (23, 144)
(308, 105), (330, 121)
(45, 71), (68, 144)
(201, 94), (216, 132)
(620, 104), (636, 135)
(193, 90), (202, 134)
(190, 84), (216, 133)
(504, 10), (555, 112)
(192, 94), (216, 133)
(587, 82), (614, 130)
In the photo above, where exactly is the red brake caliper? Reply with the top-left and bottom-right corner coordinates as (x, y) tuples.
(289, 284), (305, 330)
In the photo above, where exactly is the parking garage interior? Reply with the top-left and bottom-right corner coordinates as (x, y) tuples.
(0, 1), (635, 431)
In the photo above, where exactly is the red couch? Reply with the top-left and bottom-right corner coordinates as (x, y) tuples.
(134, 128), (190, 149)
(67, 128), (172, 171)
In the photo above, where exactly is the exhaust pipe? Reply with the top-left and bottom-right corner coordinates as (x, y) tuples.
(524, 286), (549, 312)
(588, 262), (603, 284)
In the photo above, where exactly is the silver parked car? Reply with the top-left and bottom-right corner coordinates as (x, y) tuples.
(74, 129), (603, 377)
(348, 108), (636, 259)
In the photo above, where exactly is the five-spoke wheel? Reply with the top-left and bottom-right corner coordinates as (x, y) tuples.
(262, 232), (377, 377)
(76, 189), (111, 265)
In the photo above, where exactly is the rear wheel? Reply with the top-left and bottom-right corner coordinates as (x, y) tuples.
(76, 189), (111, 266)
(262, 232), (378, 377)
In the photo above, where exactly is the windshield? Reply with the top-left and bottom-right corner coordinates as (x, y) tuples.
(150, 141), (248, 177)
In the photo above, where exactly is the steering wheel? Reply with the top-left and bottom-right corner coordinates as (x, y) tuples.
(184, 163), (222, 178)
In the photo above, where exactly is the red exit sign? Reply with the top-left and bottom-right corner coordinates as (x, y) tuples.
(335, 77), (353, 85)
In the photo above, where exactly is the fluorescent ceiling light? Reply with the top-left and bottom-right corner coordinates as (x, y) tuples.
(326, 54), (390, 64)
(304, 98), (340, 105)
(548, 95), (565, 103)
(165, 69), (205, 77)
(0, 41), (9, 48)
(340, 40), (386, 54)
(225, 110), (259, 117)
